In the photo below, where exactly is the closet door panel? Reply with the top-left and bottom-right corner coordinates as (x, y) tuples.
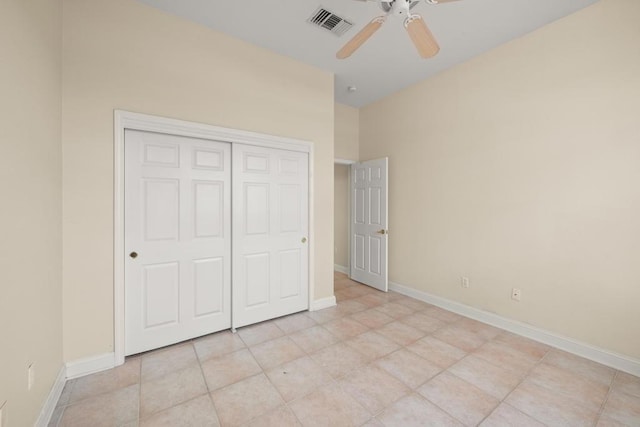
(232, 144), (309, 328)
(125, 130), (231, 355)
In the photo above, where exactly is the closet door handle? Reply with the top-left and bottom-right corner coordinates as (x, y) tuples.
(130, 251), (138, 259)
(301, 237), (307, 243)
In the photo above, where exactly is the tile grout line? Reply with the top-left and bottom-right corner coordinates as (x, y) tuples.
(500, 346), (618, 426)
(483, 347), (552, 426)
(326, 288), (477, 425)
(236, 320), (313, 426)
(138, 342), (214, 423)
(56, 361), (148, 418)
(326, 313), (428, 425)
(412, 328), (482, 423)
(54, 378), (75, 426)
(192, 340), (224, 426)
(411, 315), (552, 426)
(60, 277), (634, 427)
(419, 339), (504, 427)
(469, 336), (539, 372)
(280, 302), (390, 426)
(593, 369), (617, 427)
(137, 354), (142, 424)
(257, 320), (343, 427)
(287, 281), (366, 420)
(414, 378), (472, 426)
(192, 288), (463, 425)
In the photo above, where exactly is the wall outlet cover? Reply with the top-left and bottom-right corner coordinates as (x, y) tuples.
(511, 288), (522, 301)
(28, 363), (35, 391)
(0, 400), (6, 427)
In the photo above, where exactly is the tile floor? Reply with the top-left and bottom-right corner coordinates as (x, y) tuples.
(50, 272), (640, 426)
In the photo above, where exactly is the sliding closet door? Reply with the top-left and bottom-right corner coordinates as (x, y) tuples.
(232, 144), (309, 328)
(124, 130), (231, 355)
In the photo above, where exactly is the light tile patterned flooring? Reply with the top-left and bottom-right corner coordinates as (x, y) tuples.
(50, 272), (640, 426)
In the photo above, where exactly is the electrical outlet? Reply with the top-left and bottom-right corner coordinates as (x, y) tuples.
(28, 364), (35, 391)
(461, 277), (470, 288)
(511, 288), (522, 301)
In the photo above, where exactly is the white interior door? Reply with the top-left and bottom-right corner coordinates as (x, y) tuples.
(232, 144), (309, 328)
(350, 158), (388, 291)
(125, 130), (231, 355)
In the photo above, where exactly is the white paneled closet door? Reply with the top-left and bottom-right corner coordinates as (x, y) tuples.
(124, 130), (231, 355)
(232, 144), (309, 328)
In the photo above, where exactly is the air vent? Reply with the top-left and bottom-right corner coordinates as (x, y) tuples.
(307, 7), (354, 37)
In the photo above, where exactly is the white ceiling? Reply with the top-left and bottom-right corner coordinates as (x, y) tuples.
(135, 0), (599, 107)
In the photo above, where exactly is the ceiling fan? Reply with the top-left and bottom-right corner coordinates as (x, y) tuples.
(337, 0), (460, 59)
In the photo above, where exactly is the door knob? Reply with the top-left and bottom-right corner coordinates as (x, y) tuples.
(129, 251), (138, 259)
(301, 237), (307, 243)
(376, 229), (388, 235)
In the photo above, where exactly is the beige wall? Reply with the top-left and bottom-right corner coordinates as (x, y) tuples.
(360, 0), (640, 359)
(334, 165), (350, 268)
(62, 0), (334, 361)
(0, 0), (63, 424)
(335, 103), (360, 160)
(334, 103), (360, 270)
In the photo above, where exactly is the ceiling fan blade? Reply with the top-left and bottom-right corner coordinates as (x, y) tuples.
(405, 14), (440, 58)
(426, 0), (462, 4)
(337, 17), (385, 59)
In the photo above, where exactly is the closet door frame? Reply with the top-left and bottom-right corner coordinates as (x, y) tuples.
(113, 110), (314, 367)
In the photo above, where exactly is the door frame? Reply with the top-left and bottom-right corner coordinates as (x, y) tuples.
(114, 110), (314, 366)
(333, 158), (356, 276)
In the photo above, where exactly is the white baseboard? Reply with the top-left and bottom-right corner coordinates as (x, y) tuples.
(310, 296), (337, 311)
(65, 352), (115, 380)
(389, 281), (640, 377)
(334, 264), (349, 274)
(35, 365), (66, 427)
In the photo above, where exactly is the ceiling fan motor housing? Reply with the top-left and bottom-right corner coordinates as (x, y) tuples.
(391, 0), (412, 17)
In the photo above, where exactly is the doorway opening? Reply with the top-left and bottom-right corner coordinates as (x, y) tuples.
(334, 160), (354, 276)
(333, 157), (389, 292)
